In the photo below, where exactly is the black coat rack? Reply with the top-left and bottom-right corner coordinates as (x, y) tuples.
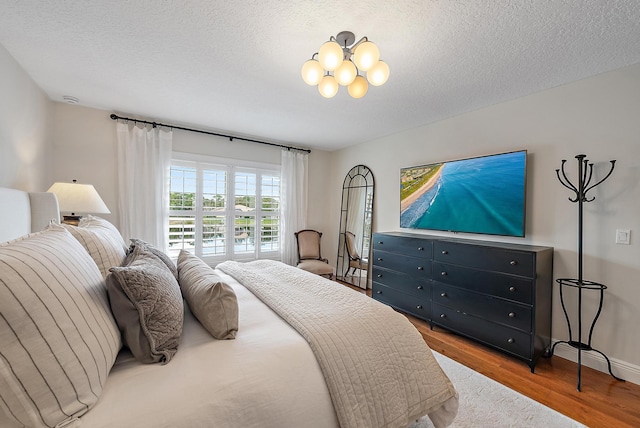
(550, 154), (623, 391)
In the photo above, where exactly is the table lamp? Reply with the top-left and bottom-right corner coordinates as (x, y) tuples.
(47, 180), (111, 225)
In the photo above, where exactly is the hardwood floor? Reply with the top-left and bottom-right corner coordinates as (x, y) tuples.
(339, 281), (640, 428)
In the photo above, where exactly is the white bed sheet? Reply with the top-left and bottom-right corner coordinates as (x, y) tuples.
(79, 270), (339, 428)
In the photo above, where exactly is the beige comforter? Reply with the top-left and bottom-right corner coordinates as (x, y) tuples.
(217, 260), (458, 428)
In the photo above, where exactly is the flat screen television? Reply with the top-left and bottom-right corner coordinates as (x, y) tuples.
(400, 150), (527, 237)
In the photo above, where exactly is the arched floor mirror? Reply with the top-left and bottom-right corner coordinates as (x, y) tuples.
(336, 165), (374, 289)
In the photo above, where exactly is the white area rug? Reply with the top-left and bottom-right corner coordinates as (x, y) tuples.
(411, 352), (586, 428)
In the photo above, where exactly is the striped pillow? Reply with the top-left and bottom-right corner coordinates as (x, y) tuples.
(78, 215), (127, 251)
(63, 223), (126, 278)
(0, 224), (121, 428)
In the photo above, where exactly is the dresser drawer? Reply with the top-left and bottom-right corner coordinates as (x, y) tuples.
(433, 262), (533, 304)
(433, 241), (534, 277)
(373, 234), (432, 259)
(373, 251), (430, 278)
(432, 283), (532, 332)
(433, 303), (531, 359)
(372, 267), (430, 298)
(372, 283), (431, 320)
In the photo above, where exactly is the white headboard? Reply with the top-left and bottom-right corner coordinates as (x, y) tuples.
(0, 188), (60, 242)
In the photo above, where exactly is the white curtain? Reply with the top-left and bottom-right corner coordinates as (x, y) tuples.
(280, 149), (308, 265)
(116, 121), (173, 251)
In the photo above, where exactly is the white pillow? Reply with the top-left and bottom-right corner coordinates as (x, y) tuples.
(79, 214), (127, 251)
(0, 224), (121, 428)
(63, 220), (127, 278)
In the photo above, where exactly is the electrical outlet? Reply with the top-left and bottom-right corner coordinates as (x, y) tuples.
(616, 229), (631, 245)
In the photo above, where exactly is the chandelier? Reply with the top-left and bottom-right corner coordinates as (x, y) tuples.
(301, 31), (390, 99)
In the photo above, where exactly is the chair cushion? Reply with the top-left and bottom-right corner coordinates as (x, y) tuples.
(0, 224), (121, 428)
(297, 259), (335, 277)
(296, 230), (322, 260)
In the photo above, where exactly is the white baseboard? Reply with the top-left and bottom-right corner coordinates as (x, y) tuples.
(551, 339), (640, 387)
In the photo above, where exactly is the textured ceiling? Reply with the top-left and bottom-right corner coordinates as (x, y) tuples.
(1, 1), (640, 151)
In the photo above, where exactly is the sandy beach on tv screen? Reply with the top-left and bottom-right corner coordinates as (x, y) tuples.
(401, 167), (443, 213)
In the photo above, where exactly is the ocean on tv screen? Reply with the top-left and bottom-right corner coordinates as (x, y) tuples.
(400, 151), (526, 237)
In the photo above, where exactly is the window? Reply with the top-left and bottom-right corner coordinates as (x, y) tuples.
(168, 154), (280, 264)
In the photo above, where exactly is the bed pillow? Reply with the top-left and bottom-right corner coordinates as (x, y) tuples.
(127, 238), (178, 280)
(63, 222), (127, 278)
(177, 250), (238, 339)
(106, 244), (183, 364)
(0, 224), (121, 428)
(79, 214), (128, 251)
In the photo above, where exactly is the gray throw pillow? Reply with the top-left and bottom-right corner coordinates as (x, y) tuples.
(127, 238), (178, 280)
(177, 250), (238, 339)
(106, 244), (183, 364)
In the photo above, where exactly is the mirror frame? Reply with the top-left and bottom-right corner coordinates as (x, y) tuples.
(336, 165), (375, 289)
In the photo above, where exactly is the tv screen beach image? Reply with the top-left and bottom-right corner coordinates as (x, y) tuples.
(400, 151), (526, 237)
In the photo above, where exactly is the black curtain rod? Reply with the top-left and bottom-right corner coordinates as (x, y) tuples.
(109, 114), (311, 154)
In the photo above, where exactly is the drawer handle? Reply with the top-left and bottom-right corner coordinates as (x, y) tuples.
(417, 285), (424, 290)
(510, 260), (517, 266)
(377, 257), (383, 261)
(507, 338), (515, 344)
(416, 305), (423, 309)
(509, 286), (516, 292)
(440, 292), (447, 297)
(441, 250), (448, 255)
(441, 271), (447, 276)
(417, 266), (424, 271)
(418, 246), (424, 251)
(440, 314), (446, 318)
(378, 241), (383, 244)
(377, 274), (383, 278)
(508, 312), (516, 318)
(376, 290), (382, 294)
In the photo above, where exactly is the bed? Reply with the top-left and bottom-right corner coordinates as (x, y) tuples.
(0, 187), (458, 428)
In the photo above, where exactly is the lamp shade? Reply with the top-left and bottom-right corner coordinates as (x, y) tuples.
(367, 60), (390, 86)
(347, 75), (368, 98)
(47, 181), (110, 215)
(353, 41), (380, 71)
(318, 40), (344, 71)
(301, 59), (324, 85)
(318, 75), (339, 98)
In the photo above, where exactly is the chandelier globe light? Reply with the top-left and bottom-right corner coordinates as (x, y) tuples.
(335, 60), (357, 86)
(301, 31), (389, 98)
(347, 75), (368, 99)
(301, 59), (324, 85)
(318, 40), (344, 71)
(367, 60), (390, 86)
(318, 75), (339, 98)
(353, 41), (380, 71)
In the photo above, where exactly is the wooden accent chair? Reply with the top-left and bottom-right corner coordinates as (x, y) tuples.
(294, 229), (335, 279)
(344, 231), (369, 276)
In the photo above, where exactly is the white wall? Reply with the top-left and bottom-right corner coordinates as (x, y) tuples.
(0, 44), (52, 191)
(51, 104), (119, 225)
(329, 63), (640, 383)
